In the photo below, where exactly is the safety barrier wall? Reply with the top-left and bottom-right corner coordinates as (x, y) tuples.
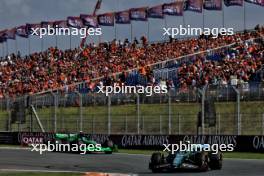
(1, 132), (263, 152)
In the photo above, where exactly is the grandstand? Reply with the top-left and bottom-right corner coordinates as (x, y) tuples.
(0, 27), (263, 98)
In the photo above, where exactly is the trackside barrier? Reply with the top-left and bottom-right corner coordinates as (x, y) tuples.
(0, 132), (264, 153)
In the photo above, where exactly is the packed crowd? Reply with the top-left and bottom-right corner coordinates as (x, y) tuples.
(0, 26), (264, 98)
(177, 38), (264, 92)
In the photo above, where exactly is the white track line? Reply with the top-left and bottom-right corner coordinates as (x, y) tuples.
(0, 147), (30, 150)
(0, 169), (84, 173)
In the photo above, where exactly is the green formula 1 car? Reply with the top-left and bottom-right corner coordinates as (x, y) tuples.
(52, 133), (116, 154)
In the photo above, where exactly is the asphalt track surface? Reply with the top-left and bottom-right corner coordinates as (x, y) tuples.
(0, 148), (264, 176)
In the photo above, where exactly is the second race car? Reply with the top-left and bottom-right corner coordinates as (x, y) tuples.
(52, 132), (116, 154)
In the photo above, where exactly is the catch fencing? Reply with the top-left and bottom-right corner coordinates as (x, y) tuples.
(0, 83), (264, 135)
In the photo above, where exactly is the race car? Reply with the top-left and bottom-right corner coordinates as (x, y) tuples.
(149, 144), (222, 173)
(52, 132), (116, 154)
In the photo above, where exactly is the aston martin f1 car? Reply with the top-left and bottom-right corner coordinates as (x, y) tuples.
(149, 145), (222, 172)
(53, 133), (116, 154)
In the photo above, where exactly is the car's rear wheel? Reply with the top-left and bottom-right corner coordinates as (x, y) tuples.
(102, 140), (113, 147)
(150, 152), (163, 173)
(104, 140), (113, 154)
(106, 140), (114, 148)
(209, 152), (223, 170)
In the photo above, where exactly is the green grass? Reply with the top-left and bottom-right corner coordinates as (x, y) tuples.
(118, 149), (264, 159)
(1, 101), (263, 134)
(0, 144), (21, 147)
(0, 172), (82, 176)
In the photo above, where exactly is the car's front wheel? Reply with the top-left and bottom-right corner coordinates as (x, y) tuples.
(195, 152), (209, 171)
(209, 152), (223, 170)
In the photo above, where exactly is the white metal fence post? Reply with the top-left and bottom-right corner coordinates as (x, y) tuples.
(92, 116), (95, 134)
(218, 113), (221, 134)
(50, 91), (57, 133)
(168, 91), (172, 135)
(160, 115), (162, 135)
(136, 93), (140, 134)
(75, 91), (83, 131)
(125, 115), (128, 134)
(178, 113), (181, 135)
(262, 113), (264, 136)
(142, 116), (145, 134)
(108, 95), (111, 135)
(232, 86), (241, 135)
(80, 93), (83, 131)
(6, 97), (11, 132)
(201, 85), (207, 135)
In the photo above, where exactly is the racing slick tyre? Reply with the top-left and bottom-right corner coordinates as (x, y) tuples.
(195, 152), (209, 172)
(150, 152), (163, 173)
(104, 140), (113, 154)
(209, 152), (223, 170)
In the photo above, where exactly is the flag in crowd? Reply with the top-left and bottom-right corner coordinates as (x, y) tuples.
(80, 14), (98, 48)
(41, 21), (54, 28)
(26, 23), (41, 36)
(67, 17), (84, 29)
(4, 28), (16, 40)
(245, 0), (264, 6)
(185, 0), (203, 13)
(53, 20), (68, 28)
(0, 30), (7, 42)
(147, 5), (164, 18)
(41, 21), (55, 34)
(115, 10), (131, 24)
(130, 7), (148, 21)
(163, 1), (184, 16)
(224, 0), (244, 6)
(16, 25), (28, 38)
(0, 36), (6, 43)
(97, 13), (115, 26)
(80, 14), (98, 27)
(79, 0), (102, 48)
(204, 0), (222, 10)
